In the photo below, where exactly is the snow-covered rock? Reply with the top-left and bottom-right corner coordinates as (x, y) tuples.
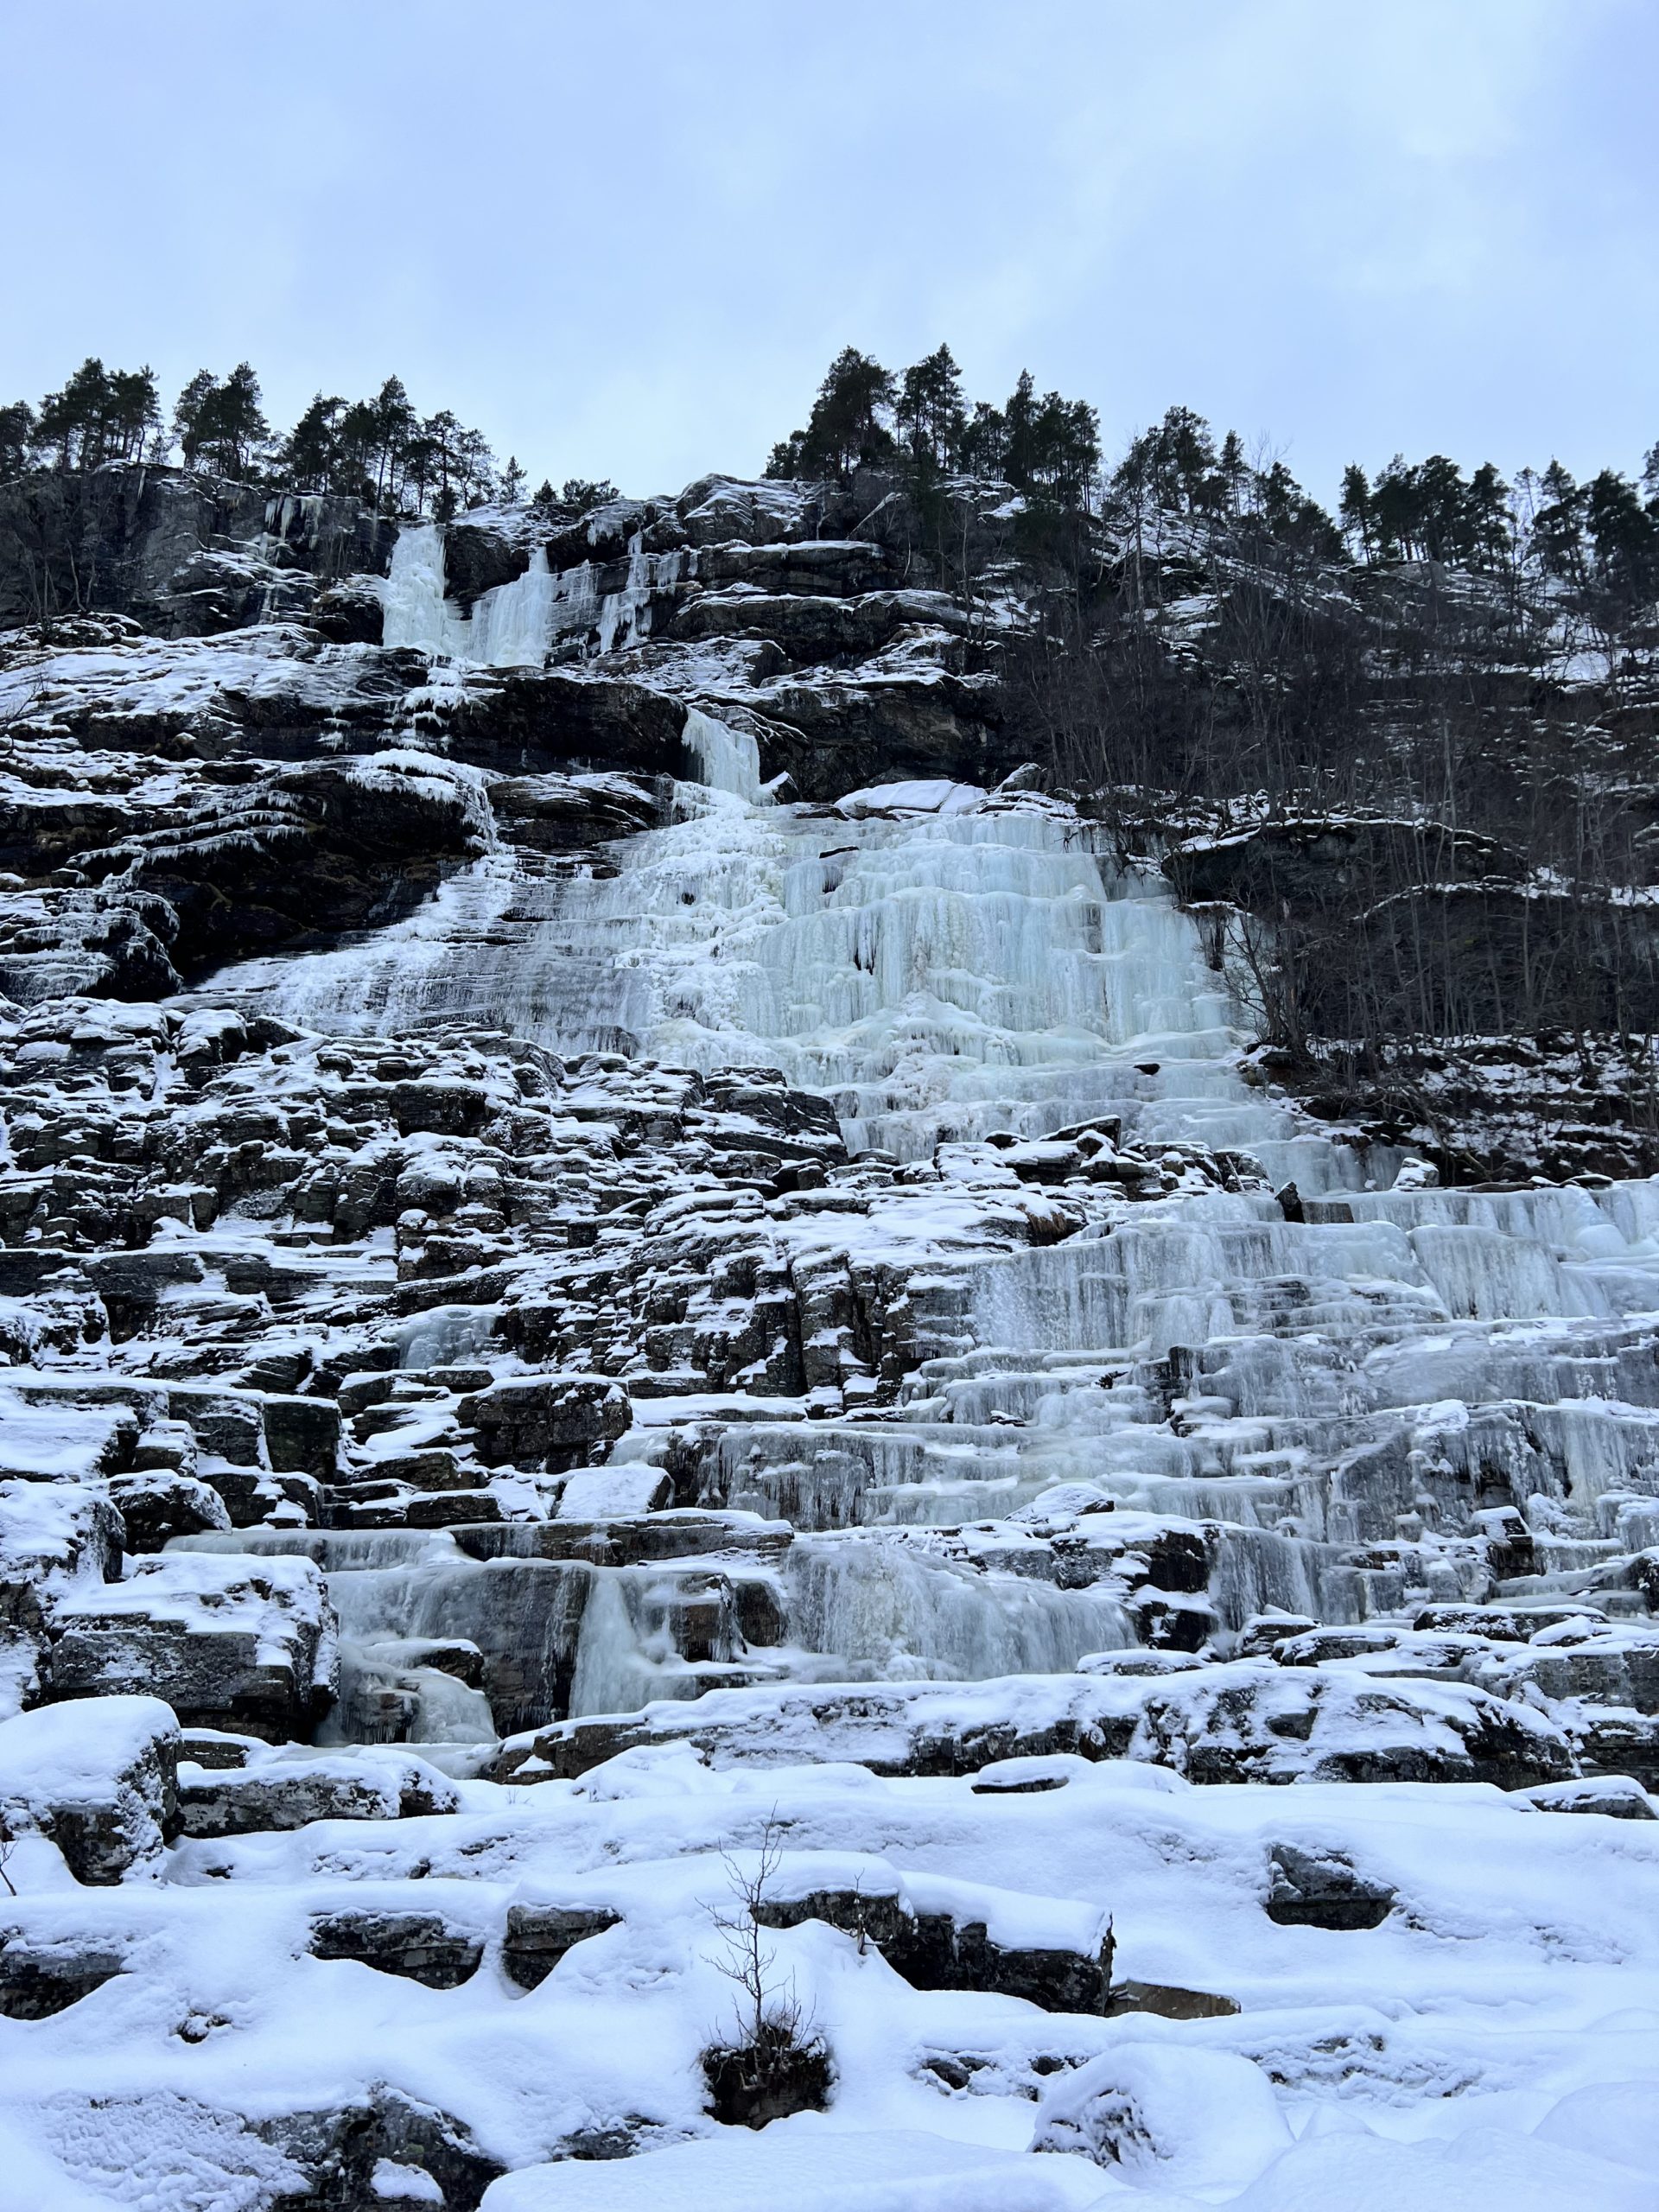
(0, 1693), (179, 1879)
(46, 1552), (336, 1737)
(1032, 2041), (1291, 2188)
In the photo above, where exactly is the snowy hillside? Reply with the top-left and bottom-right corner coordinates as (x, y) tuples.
(1, 467), (1658, 2210)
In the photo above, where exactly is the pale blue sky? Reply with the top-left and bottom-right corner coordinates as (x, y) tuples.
(2, 0), (1654, 502)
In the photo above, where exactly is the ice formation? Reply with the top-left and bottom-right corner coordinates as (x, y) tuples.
(381, 520), (691, 668)
(3, 502), (1659, 2209)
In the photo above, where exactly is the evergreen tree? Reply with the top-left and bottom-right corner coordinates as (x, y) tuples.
(957, 400), (1007, 477)
(895, 345), (966, 468)
(763, 430), (808, 481)
(1249, 458), (1339, 555)
(1001, 372), (1098, 506)
(1217, 430), (1249, 515)
(1370, 456), (1423, 560)
(0, 401), (34, 481)
(1156, 405), (1219, 509)
(500, 454), (527, 504)
(800, 347), (896, 480)
(1464, 462), (1513, 569)
(278, 395), (348, 491)
(370, 376), (416, 502)
(35, 359), (159, 470)
(765, 348), (896, 481)
(455, 424), (496, 506)
(1001, 371), (1039, 490)
(332, 398), (382, 498)
(1532, 461), (1587, 584)
(1344, 451), (1509, 569)
(1585, 468), (1657, 602)
(173, 363), (269, 478)
(1339, 463), (1375, 558)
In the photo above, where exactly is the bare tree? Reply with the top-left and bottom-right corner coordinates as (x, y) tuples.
(709, 1814), (812, 2054)
(702, 1813), (831, 2127)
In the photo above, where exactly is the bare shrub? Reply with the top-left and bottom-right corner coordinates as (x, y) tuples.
(702, 1814), (832, 2128)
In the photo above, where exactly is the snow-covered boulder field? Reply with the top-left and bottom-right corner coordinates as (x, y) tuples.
(1, 480), (1659, 2207)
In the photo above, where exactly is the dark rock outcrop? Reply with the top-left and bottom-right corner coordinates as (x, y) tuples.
(0, 465), (392, 635)
(308, 1910), (484, 1988)
(1263, 1845), (1396, 1929)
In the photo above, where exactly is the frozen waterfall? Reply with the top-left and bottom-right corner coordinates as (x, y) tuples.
(185, 632), (1659, 1732)
(379, 518), (688, 667)
(222, 764), (1339, 1173)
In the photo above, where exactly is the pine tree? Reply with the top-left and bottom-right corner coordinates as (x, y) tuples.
(763, 430), (808, 481)
(0, 401), (34, 480)
(173, 363), (269, 479)
(1217, 430), (1249, 515)
(1142, 404), (1217, 511)
(798, 347), (896, 480)
(760, 348), (898, 482)
(1585, 469), (1657, 602)
(35, 359), (110, 468)
(107, 367), (162, 462)
(1339, 463), (1375, 558)
(278, 396), (348, 491)
(1001, 371), (1039, 491)
(1370, 456), (1421, 561)
(369, 378), (416, 503)
(896, 345), (966, 469)
(1532, 461), (1586, 584)
(455, 425), (496, 506)
(501, 455), (526, 504)
(957, 401), (1007, 478)
(1464, 463), (1513, 570)
(33, 359), (157, 471)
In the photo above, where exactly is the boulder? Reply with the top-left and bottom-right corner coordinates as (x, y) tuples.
(0, 1693), (180, 1881)
(0, 1928), (128, 2016)
(108, 1469), (231, 1552)
(261, 1395), (340, 1478)
(494, 1662), (1576, 1789)
(1516, 1776), (1656, 1820)
(756, 1866), (1114, 2015)
(309, 580), (385, 643)
(177, 1750), (460, 1836)
(47, 1552), (336, 1740)
(0, 1388), (138, 1481)
(1263, 1844), (1396, 1929)
(461, 1374), (631, 1473)
(501, 1902), (622, 1989)
(1033, 2044), (1291, 2193)
(308, 1909), (483, 1987)
(0, 1478), (124, 1623)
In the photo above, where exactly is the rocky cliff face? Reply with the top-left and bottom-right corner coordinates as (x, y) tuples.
(0, 463), (395, 634)
(2, 466), (1659, 2207)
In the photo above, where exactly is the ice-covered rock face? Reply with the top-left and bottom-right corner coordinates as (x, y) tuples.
(4, 488), (1659, 2206)
(220, 760), (1272, 1166)
(10, 748), (1659, 1718)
